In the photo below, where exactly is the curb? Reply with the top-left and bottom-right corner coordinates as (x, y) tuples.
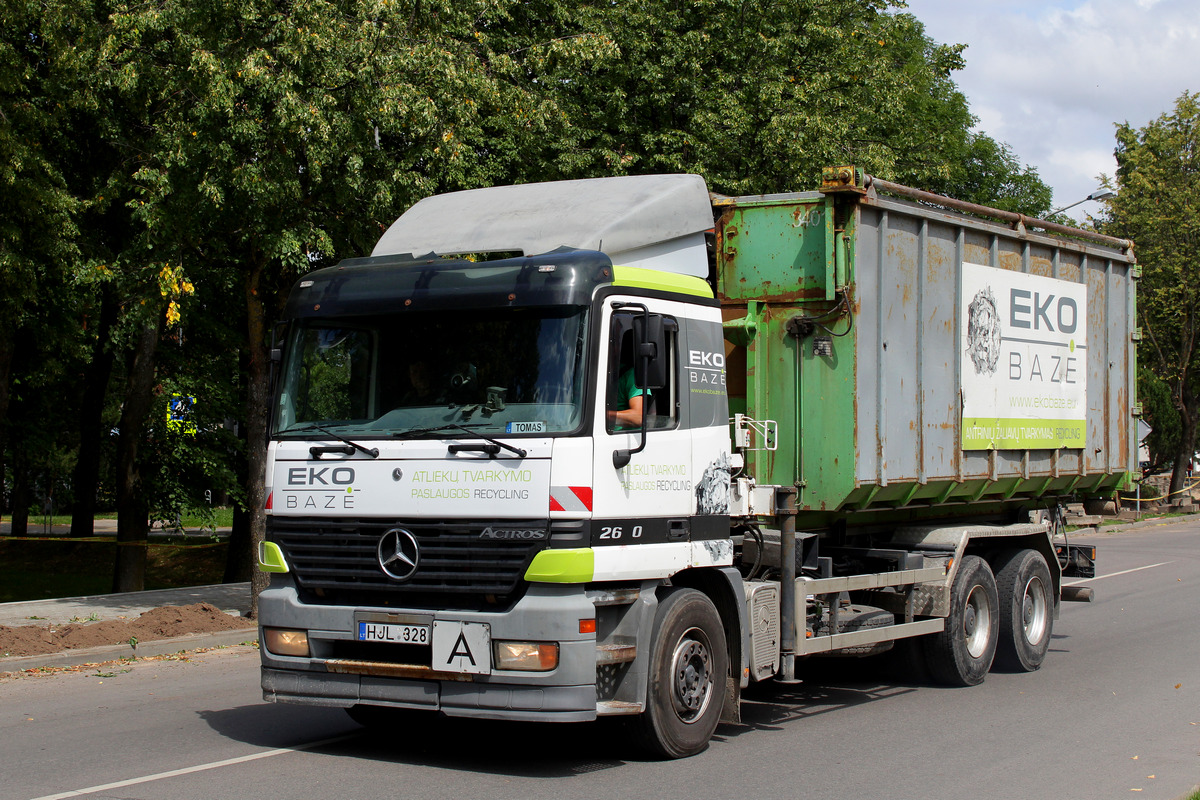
(1094, 513), (1199, 535)
(1, 629), (259, 673)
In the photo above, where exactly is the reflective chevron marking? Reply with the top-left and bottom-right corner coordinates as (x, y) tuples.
(550, 485), (593, 512)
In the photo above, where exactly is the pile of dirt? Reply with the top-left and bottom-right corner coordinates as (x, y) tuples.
(0, 604), (255, 658)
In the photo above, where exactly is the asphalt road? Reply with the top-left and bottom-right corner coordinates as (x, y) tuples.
(2, 519), (1197, 800)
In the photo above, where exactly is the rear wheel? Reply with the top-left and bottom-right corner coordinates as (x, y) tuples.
(924, 555), (998, 686)
(993, 548), (1053, 671)
(630, 588), (728, 759)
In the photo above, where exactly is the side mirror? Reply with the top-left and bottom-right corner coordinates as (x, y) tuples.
(611, 309), (671, 470)
(631, 314), (668, 389)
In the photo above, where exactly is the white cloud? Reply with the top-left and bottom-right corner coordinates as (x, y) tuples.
(901, 0), (1200, 218)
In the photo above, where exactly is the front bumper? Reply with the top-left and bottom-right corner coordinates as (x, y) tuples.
(261, 667), (596, 722)
(258, 583), (600, 722)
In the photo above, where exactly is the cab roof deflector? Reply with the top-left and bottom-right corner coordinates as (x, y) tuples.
(371, 174), (714, 265)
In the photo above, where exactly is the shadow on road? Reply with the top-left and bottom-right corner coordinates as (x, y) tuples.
(198, 703), (359, 748)
(198, 650), (932, 774)
(199, 703), (635, 776)
(719, 654), (921, 745)
(198, 644), (1038, 774)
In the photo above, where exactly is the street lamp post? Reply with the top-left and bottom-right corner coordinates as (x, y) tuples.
(1051, 188), (1116, 216)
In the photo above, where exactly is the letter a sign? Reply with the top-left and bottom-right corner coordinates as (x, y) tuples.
(433, 620), (491, 674)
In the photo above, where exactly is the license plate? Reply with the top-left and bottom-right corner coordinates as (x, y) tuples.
(357, 622), (430, 644)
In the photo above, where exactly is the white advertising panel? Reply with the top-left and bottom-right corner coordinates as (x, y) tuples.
(960, 262), (1087, 450)
(270, 458), (551, 518)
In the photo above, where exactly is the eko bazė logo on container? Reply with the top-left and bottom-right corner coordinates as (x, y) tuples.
(960, 262), (1087, 451)
(966, 285), (1002, 376)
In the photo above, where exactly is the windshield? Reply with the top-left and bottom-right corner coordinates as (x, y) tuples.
(273, 307), (589, 437)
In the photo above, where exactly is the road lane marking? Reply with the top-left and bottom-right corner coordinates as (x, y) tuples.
(1063, 561), (1175, 586)
(27, 734), (356, 800)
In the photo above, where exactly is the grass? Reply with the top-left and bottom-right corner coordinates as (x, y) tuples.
(8, 507), (235, 530)
(0, 537), (229, 603)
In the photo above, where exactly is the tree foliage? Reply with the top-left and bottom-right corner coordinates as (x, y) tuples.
(456, 2), (1051, 213)
(1, 0), (1055, 593)
(1137, 367), (1180, 475)
(1106, 91), (1200, 493)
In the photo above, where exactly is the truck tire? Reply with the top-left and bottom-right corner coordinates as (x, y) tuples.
(630, 588), (728, 759)
(923, 555), (998, 686)
(993, 548), (1053, 672)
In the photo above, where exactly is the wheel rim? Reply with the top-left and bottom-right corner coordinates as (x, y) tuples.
(670, 627), (714, 723)
(1021, 575), (1049, 645)
(963, 584), (992, 658)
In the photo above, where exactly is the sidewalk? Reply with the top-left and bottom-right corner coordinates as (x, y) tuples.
(1085, 510), (1199, 535)
(0, 582), (254, 673)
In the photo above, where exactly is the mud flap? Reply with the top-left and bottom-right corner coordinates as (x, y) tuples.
(720, 674), (742, 725)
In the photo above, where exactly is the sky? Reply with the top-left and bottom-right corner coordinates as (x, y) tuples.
(901, 0), (1200, 220)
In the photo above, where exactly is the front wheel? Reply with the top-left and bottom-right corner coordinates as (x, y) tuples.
(924, 555), (998, 686)
(630, 588), (728, 759)
(993, 548), (1054, 672)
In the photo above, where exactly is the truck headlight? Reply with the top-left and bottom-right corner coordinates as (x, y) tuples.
(493, 641), (559, 671)
(263, 628), (310, 657)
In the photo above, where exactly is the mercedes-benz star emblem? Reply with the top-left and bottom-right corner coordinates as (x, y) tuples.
(377, 528), (420, 581)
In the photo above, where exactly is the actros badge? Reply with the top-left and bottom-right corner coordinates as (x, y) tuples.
(377, 528), (420, 581)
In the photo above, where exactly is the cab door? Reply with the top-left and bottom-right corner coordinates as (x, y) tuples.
(590, 299), (695, 577)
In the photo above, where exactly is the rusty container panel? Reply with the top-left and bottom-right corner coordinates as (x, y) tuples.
(717, 187), (1137, 521)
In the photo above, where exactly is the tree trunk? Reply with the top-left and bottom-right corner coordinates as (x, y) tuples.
(224, 349), (253, 584)
(9, 459), (29, 537)
(71, 286), (118, 537)
(112, 318), (162, 593)
(1169, 395), (1197, 498)
(242, 260), (272, 616)
(223, 503), (253, 582)
(0, 333), (13, 515)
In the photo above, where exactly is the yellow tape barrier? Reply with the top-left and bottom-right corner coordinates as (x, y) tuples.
(1120, 476), (1200, 503)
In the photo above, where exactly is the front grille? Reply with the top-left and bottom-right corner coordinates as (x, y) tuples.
(269, 517), (547, 609)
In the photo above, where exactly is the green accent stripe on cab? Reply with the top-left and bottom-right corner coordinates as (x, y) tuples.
(524, 548), (595, 583)
(612, 266), (714, 298)
(258, 541), (290, 573)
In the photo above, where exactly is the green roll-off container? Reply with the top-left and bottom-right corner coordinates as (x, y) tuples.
(716, 168), (1137, 526)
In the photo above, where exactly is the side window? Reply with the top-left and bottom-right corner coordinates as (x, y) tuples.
(605, 312), (678, 433)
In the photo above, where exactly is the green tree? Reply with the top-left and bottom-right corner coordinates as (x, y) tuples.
(1106, 91), (1200, 494)
(1137, 367), (1180, 475)
(928, 133), (1053, 216)
(461, 2), (1050, 213)
(0, 0), (125, 540)
(94, 0), (600, 599)
(2, 0), (1056, 598)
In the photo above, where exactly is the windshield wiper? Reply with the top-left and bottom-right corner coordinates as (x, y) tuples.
(392, 423), (527, 459)
(285, 423), (380, 459)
